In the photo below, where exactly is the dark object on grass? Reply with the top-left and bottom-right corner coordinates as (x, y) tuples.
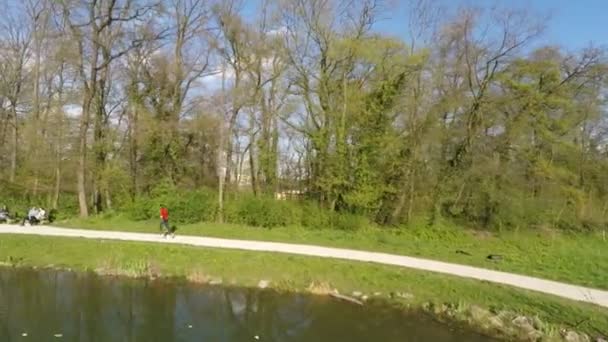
(47, 209), (57, 223)
(455, 250), (471, 256)
(7, 256), (24, 264)
(487, 254), (503, 261)
(162, 225), (178, 239)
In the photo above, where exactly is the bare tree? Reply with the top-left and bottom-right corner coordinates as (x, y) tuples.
(0, 1), (33, 182)
(58, 0), (159, 216)
(212, 0), (251, 191)
(129, 0), (214, 185)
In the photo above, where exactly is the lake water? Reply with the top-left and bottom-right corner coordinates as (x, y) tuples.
(0, 268), (493, 341)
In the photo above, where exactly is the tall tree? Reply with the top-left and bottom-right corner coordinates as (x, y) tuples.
(58, 0), (158, 216)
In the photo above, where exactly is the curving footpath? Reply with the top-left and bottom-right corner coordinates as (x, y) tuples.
(1, 224), (607, 309)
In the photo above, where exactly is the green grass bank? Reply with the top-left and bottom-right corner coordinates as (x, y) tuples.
(1, 234), (606, 341)
(57, 215), (608, 290)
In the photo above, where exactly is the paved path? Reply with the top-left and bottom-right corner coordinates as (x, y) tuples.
(1, 224), (607, 308)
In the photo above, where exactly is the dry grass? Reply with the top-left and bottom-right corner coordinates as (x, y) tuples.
(306, 281), (337, 295)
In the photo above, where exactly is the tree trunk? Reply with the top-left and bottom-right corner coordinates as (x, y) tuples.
(52, 162), (61, 210)
(388, 165), (414, 225)
(77, 87), (95, 217)
(31, 34), (42, 196)
(249, 144), (257, 196)
(52, 66), (66, 210)
(224, 131), (234, 189)
(9, 105), (18, 183)
(217, 62), (227, 223)
(77, 128), (89, 217)
(407, 175), (415, 224)
(93, 41), (112, 214)
(128, 103), (139, 198)
(248, 112), (258, 195)
(104, 188), (112, 210)
(218, 170), (225, 223)
(270, 117), (279, 194)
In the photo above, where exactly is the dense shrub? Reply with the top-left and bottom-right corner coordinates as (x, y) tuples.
(53, 195), (79, 219)
(438, 182), (595, 232)
(0, 179), (372, 230)
(124, 186), (217, 224)
(122, 187), (372, 230)
(0, 180), (78, 219)
(227, 195), (302, 228)
(300, 202), (331, 229)
(165, 190), (217, 224)
(329, 211), (368, 231)
(125, 196), (155, 221)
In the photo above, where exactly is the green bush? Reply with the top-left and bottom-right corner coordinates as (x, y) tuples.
(125, 196), (155, 221)
(300, 202), (331, 229)
(222, 197), (241, 224)
(226, 195), (302, 228)
(149, 178), (177, 198)
(124, 188), (217, 224)
(225, 196), (368, 229)
(330, 211), (368, 231)
(163, 190), (217, 224)
(53, 195), (79, 219)
(0, 181), (78, 219)
(223, 197), (369, 230)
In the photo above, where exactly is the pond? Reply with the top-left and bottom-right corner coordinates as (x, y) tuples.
(0, 268), (494, 341)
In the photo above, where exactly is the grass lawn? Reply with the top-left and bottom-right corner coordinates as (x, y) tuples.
(56, 215), (608, 290)
(0, 234), (607, 340)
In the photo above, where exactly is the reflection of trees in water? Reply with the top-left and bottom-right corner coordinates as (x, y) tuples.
(0, 269), (78, 339)
(0, 272), (386, 341)
(1, 270), (314, 341)
(0, 269), (67, 338)
(272, 294), (314, 339)
(0, 269), (181, 341)
(174, 285), (235, 340)
(223, 289), (314, 341)
(0, 269), (488, 342)
(0, 270), (11, 339)
(172, 285), (315, 341)
(224, 288), (257, 339)
(59, 274), (179, 341)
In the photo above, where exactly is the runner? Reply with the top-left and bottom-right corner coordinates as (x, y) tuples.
(159, 204), (173, 238)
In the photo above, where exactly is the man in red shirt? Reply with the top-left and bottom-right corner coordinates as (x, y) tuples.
(159, 205), (173, 238)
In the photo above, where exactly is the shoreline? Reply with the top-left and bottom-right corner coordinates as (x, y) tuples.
(55, 217), (608, 291)
(2, 224), (607, 308)
(0, 264), (495, 341)
(1, 234), (606, 341)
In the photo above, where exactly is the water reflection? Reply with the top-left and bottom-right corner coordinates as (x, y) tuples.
(0, 268), (492, 341)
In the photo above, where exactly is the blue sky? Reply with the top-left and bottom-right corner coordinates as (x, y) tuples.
(506, 0), (607, 49)
(242, 0), (607, 51)
(376, 0), (608, 50)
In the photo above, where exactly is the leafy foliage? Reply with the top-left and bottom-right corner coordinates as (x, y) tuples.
(0, 1), (607, 232)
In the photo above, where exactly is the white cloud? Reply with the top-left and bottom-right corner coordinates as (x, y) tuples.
(63, 104), (82, 118)
(267, 26), (287, 37)
(199, 65), (236, 89)
(199, 53), (282, 92)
